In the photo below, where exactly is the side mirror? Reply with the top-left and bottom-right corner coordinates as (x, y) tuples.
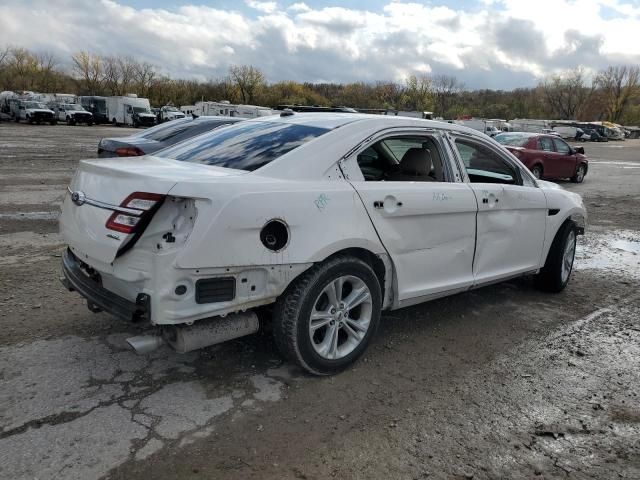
(574, 146), (585, 155)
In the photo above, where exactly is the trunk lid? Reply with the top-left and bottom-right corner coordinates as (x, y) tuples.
(60, 156), (246, 264)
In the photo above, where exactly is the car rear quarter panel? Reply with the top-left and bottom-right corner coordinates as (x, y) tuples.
(169, 177), (387, 269)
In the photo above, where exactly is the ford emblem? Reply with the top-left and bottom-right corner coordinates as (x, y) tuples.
(71, 190), (86, 206)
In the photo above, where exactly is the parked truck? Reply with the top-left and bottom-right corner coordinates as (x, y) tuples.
(78, 96), (109, 124)
(158, 105), (186, 122)
(106, 95), (156, 127)
(12, 99), (57, 124)
(51, 103), (93, 125)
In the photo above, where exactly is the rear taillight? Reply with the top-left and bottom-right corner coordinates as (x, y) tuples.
(510, 149), (522, 158)
(115, 146), (144, 157)
(106, 192), (165, 234)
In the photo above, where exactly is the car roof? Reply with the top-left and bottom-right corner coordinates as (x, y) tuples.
(246, 112), (475, 134)
(193, 115), (243, 124)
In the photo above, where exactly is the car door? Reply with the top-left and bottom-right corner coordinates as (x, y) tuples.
(552, 137), (578, 178)
(347, 132), (478, 303)
(450, 134), (547, 285)
(536, 136), (558, 177)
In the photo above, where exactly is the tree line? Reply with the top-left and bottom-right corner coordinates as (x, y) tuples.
(1, 46), (639, 124)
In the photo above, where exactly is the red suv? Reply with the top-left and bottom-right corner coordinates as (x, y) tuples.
(495, 132), (588, 183)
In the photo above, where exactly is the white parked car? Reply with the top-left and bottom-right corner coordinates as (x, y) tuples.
(60, 113), (587, 375)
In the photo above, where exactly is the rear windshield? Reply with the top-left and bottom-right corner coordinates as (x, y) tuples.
(494, 134), (531, 147)
(156, 121), (330, 171)
(139, 118), (192, 140)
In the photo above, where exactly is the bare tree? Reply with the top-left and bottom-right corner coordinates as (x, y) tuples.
(228, 65), (265, 104)
(133, 61), (156, 98)
(0, 46), (9, 68)
(432, 74), (464, 118)
(6, 47), (39, 90)
(595, 65), (640, 123)
(541, 68), (592, 119)
(72, 51), (104, 95)
(403, 74), (432, 111)
(35, 52), (58, 92)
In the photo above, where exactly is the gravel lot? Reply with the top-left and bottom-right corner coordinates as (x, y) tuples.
(0, 122), (639, 480)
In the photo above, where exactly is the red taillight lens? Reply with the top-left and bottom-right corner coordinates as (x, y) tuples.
(106, 192), (165, 234)
(511, 149), (522, 158)
(115, 146), (144, 157)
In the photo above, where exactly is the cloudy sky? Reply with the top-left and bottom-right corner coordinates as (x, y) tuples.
(1, 0), (640, 89)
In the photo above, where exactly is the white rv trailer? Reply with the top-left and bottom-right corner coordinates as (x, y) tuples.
(194, 101), (276, 119)
(453, 118), (502, 137)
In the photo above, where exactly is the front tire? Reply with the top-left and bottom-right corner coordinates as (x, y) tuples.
(535, 221), (577, 293)
(273, 255), (382, 375)
(571, 164), (586, 183)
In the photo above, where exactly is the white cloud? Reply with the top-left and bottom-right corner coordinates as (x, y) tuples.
(245, 0), (278, 14)
(288, 2), (311, 12)
(0, 0), (638, 89)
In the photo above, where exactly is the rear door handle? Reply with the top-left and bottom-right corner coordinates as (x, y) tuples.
(374, 200), (403, 209)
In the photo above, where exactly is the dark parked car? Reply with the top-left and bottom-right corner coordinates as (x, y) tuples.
(495, 132), (588, 183)
(97, 116), (243, 157)
(582, 128), (608, 142)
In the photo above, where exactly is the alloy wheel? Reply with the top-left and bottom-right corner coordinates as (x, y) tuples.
(308, 275), (373, 360)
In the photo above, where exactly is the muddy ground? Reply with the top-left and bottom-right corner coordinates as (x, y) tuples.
(0, 122), (638, 480)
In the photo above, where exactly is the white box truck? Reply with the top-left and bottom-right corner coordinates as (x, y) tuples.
(106, 95), (156, 127)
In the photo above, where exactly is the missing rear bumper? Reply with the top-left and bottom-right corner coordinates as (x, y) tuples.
(60, 248), (150, 322)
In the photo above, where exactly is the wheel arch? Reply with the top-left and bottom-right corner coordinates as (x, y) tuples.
(318, 247), (392, 308)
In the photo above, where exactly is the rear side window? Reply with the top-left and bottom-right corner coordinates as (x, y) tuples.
(538, 137), (554, 152)
(157, 121), (329, 171)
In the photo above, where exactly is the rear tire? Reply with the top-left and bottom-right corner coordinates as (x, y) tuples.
(112, 118), (118, 126)
(531, 165), (543, 179)
(571, 164), (586, 183)
(535, 221), (577, 293)
(273, 255), (382, 375)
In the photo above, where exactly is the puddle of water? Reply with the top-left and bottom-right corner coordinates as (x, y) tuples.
(612, 239), (640, 255)
(576, 229), (640, 279)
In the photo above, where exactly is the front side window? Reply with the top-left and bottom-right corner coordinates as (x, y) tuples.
(454, 138), (519, 185)
(553, 138), (570, 154)
(156, 121), (329, 171)
(356, 135), (448, 182)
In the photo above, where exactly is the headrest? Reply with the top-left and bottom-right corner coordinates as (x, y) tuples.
(400, 148), (432, 176)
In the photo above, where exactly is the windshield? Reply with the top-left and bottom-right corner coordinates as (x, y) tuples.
(164, 106), (179, 112)
(156, 121), (330, 171)
(24, 102), (45, 109)
(64, 104), (84, 111)
(133, 106), (151, 113)
(494, 134), (531, 147)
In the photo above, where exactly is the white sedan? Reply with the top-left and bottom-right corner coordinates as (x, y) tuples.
(60, 113), (586, 375)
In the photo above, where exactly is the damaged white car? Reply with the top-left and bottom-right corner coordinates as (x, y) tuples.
(60, 113), (586, 375)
